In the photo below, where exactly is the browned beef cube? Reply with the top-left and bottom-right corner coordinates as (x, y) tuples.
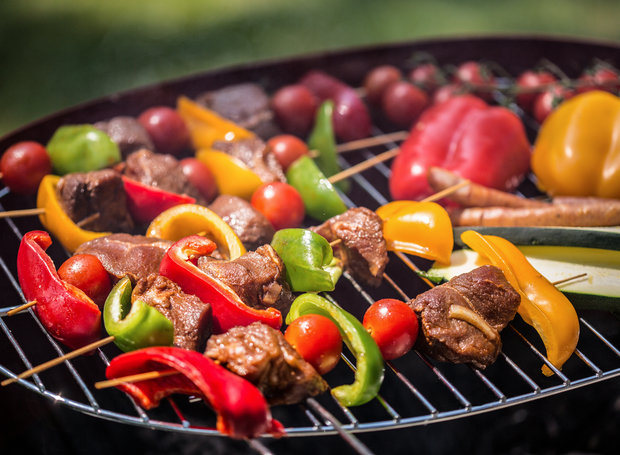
(212, 138), (286, 185)
(94, 117), (154, 158)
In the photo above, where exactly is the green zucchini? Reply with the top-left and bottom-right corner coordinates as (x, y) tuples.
(423, 246), (620, 311)
(453, 226), (620, 251)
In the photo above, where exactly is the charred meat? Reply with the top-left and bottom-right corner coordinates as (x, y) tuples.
(57, 169), (134, 233)
(410, 265), (520, 369)
(209, 194), (275, 251)
(205, 322), (328, 405)
(75, 233), (172, 284)
(116, 149), (206, 205)
(196, 244), (294, 315)
(212, 138), (286, 185)
(132, 274), (212, 351)
(311, 207), (389, 287)
(94, 116), (154, 158)
(196, 83), (282, 140)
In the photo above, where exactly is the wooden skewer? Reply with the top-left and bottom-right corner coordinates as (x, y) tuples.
(307, 131), (408, 158)
(329, 239), (342, 247)
(0, 207), (45, 219)
(7, 300), (37, 316)
(94, 368), (179, 389)
(552, 273), (588, 286)
(1, 336), (115, 386)
(328, 148), (400, 184)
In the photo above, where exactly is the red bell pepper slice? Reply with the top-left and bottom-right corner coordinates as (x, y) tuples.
(389, 95), (531, 202)
(159, 235), (282, 334)
(16, 231), (101, 351)
(105, 347), (285, 439)
(122, 176), (196, 225)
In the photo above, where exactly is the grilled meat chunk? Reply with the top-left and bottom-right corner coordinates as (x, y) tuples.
(212, 138), (286, 185)
(311, 207), (388, 286)
(94, 116), (154, 158)
(116, 149), (206, 205)
(410, 265), (520, 369)
(196, 83), (281, 139)
(205, 322), (328, 405)
(75, 233), (172, 284)
(56, 169), (134, 233)
(209, 194), (275, 251)
(196, 244), (294, 315)
(132, 274), (212, 351)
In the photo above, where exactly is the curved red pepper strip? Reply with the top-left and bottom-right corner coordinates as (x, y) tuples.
(159, 235), (282, 334)
(122, 176), (196, 225)
(16, 231), (101, 351)
(106, 347), (285, 439)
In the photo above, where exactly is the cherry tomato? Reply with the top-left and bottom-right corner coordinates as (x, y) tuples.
(408, 63), (444, 94)
(381, 81), (430, 128)
(432, 83), (468, 105)
(251, 182), (305, 231)
(285, 314), (342, 375)
(267, 135), (309, 171)
(453, 61), (495, 100)
(363, 65), (403, 106)
(532, 83), (575, 124)
(514, 70), (557, 113)
(138, 106), (190, 156)
(179, 157), (218, 203)
(0, 141), (52, 194)
(577, 66), (620, 94)
(58, 254), (112, 309)
(363, 299), (418, 360)
(271, 84), (318, 137)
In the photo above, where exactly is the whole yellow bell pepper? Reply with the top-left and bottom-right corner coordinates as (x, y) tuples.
(37, 175), (108, 253)
(376, 201), (453, 265)
(532, 90), (620, 198)
(146, 204), (245, 260)
(460, 230), (580, 376)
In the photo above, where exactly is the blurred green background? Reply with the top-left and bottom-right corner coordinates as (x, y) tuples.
(1, 0), (620, 137)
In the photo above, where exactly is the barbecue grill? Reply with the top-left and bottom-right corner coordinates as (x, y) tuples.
(2, 36), (620, 455)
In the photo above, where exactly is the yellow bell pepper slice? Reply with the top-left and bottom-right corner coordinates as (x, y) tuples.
(460, 230), (580, 376)
(146, 203), (245, 260)
(376, 200), (453, 265)
(177, 96), (255, 150)
(37, 175), (109, 253)
(195, 149), (263, 201)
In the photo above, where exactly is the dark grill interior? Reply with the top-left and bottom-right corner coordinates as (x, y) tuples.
(1, 36), (620, 455)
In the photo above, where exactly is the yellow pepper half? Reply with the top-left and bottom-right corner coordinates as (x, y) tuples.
(376, 201), (453, 265)
(177, 96), (255, 150)
(460, 230), (580, 376)
(146, 204), (246, 260)
(532, 90), (620, 198)
(195, 149), (263, 201)
(37, 175), (108, 253)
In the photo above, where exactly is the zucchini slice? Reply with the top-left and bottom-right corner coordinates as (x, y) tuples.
(424, 246), (620, 311)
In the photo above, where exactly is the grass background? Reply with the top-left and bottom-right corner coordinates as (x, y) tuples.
(1, 0), (620, 137)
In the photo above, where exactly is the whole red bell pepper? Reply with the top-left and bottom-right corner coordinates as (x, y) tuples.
(16, 231), (101, 351)
(389, 95), (531, 202)
(159, 235), (282, 334)
(105, 347), (285, 439)
(122, 176), (196, 225)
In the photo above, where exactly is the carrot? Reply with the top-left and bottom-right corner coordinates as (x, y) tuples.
(449, 203), (620, 227)
(426, 167), (549, 208)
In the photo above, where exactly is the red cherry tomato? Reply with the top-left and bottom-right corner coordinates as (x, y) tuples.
(408, 63), (444, 94)
(577, 66), (620, 94)
(363, 299), (418, 360)
(267, 135), (309, 171)
(432, 84), (467, 105)
(271, 84), (318, 137)
(251, 182), (305, 231)
(363, 65), (403, 106)
(515, 70), (557, 113)
(179, 157), (218, 203)
(138, 106), (190, 156)
(58, 254), (112, 309)
(0, 141), (52, 194)
(381, 81), (430, 128)
(453, 61), (495, 100)
(532, 84), (575, 124)
(285, 314), (342, 375)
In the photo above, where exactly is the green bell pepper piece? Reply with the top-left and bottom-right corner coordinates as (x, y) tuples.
(47, 124), (121, 175)
(271, 228), (342, 292)
(286, 155), (348, 222)
(286, 293), (384, 407)
(308, 100), (349, 193)
(104, 276), (174, 352)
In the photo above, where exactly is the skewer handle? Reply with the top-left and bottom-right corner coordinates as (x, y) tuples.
(0, 208), (45, 219)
